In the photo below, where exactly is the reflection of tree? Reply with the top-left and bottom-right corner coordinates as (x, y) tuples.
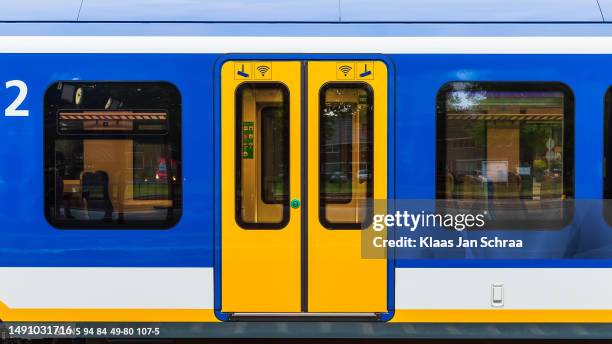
(446, 83), (486, 111)
(465, 121), (486, 148)
(322, 102), (354, 141)
(321, 107), (337, 141)
(520, 123), (562, 174)
(521, 125), (548, 157)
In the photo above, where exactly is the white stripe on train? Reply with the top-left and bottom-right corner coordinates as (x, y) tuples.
(1, 267), (612, 310)
(0, 36), (611, 54)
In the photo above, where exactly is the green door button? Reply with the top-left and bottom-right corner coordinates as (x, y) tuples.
(290, 198), (301, 209)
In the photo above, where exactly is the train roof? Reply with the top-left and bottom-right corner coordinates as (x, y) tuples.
(2, 0), (612, 23)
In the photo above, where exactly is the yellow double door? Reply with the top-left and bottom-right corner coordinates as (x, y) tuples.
(221, 60), (388, 315)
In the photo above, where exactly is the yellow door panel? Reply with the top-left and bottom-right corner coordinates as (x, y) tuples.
(221, 61), (302, 312)
(307, 61), (388, 312)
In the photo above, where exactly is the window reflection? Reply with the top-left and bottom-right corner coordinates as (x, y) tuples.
(319, 84), (373, 229)
(45, 82), (182, 229)
(437, 82), (573, 228)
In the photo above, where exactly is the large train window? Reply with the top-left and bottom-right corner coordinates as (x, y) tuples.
(436, 82), (574, 229)
(319, 83), (373, 229)
(235, 83), (290, 229)
(44, 82), (182, 229)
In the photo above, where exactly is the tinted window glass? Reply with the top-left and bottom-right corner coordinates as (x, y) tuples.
(437, 82), (573, 229)
(319, 83), (373, 229)
(236, 83), (289, 229)
(45, 82), (182, 229)
(261, 106), (288, 204)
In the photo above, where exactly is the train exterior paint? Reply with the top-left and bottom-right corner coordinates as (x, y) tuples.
(4, 19), (612, 324)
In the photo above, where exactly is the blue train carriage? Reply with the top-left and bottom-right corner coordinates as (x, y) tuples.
(2, 0), (612, 324)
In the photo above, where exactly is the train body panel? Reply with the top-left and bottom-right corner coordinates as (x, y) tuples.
(1, 23), (612, 322)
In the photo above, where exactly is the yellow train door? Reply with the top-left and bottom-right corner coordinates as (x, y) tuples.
(221, 61), (302, 312)
(221, 60), (388, 317)
(307, 61), (388, 313)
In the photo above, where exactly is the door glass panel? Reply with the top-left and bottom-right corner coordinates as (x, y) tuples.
(319, 83), (373, 229)
(236, 83), (290, 229)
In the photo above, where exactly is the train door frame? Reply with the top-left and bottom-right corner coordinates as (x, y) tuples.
(213, 55), (396, 322)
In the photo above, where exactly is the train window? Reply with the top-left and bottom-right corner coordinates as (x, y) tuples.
(236, 83), (289, 229)
(436, 82), (574, 229)
(319, 83), (373, 229)
(44, 82), (182, 229)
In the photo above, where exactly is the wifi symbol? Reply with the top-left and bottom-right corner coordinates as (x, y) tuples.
(256, 65), (270, 76)
(339, 65), (352, 76)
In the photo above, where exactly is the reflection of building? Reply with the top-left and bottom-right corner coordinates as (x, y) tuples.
(319, 86), (373, 226)
(321, 102), (370, 184)
(322, 109), (353, 181)
(444, 91), (564, 200)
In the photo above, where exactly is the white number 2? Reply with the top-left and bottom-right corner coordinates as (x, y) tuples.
(5, 80), (29, 117)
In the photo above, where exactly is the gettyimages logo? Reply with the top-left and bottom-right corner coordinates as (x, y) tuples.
(372, 210), (487, 232)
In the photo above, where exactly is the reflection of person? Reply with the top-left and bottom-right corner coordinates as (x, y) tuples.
(55, 151), (73, 219)
(81, 170), (114, 222)
(116, 169), (125, 224)
(98, 171), (114, 222)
